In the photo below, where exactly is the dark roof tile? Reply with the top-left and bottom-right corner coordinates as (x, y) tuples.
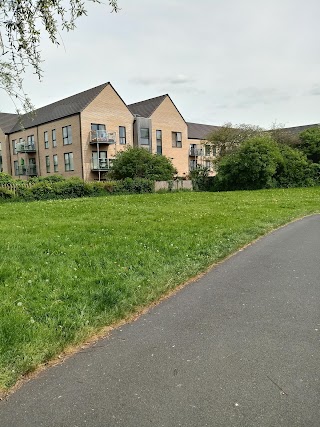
(10, 82), (109, 133)
(0, 113), (19, 134)
(187, 122), (220, 140)
(128, 94), (167, 117)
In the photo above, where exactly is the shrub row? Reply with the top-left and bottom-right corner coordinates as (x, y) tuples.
(0, 177), (155, 202)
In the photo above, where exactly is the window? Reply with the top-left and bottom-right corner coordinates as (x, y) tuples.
(189, 159), (197, 171)
(156, 130), (162, 155)
(52, 129), (57, 148)
(91, 124), (106, 142)
(12, 139), (17, 154)
(14, 160), (19, 175)
(92, 151), (108, 170)
(119, 126), (126, 145)
(45, 156), (50, 173)
(44, 131), (49, 149)
(172, 132), (182, 148)
(53, 154), (58, 172)
(140, 128), (150, 145)
(29, 158), (36, 176)
(212, 146), (217, 156)
(205, 145), (211, 156)
(64, 152), (74, 171)
(62, 126), (72, 145)
(205, 160), (211, 169)
(27, 135), (35, 146)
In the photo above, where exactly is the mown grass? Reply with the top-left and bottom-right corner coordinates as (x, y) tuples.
(0, 188), (320, 390)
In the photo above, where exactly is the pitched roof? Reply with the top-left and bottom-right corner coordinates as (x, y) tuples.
(187, 122), (220, 140)
(283, 123), (320, 134)
(10, 82), (109, 133)
(128, 94), (167, 117)
(0, 113), (19, 134)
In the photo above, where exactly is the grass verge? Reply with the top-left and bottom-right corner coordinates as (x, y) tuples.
(0, 188), (319, 390)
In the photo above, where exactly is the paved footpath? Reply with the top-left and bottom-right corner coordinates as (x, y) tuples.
(1, 215), (320, 427)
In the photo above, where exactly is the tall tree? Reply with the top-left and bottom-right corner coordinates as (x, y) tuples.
(0, 0), (119, 113)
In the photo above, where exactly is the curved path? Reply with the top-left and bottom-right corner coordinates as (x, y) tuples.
(1, 215), (320, 426)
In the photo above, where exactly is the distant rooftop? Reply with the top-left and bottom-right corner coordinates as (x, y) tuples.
(0, 113), (19, 134)
(128, 95), (167, 118)
(10, 83), (109, 133)
(187, 122), (220, 140)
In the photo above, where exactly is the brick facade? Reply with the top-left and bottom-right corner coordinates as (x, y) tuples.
(0, 83), (217, 180)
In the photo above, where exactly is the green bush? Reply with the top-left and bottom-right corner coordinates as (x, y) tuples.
(109, 147), (177, 181)
(0, 173), (15, 184)
(113, 178), (155, 194)
(0, 187), (16, 199)
(275, 145), (316, 188)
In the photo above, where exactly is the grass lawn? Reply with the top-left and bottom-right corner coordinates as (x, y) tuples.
(0, 188), (320, 390)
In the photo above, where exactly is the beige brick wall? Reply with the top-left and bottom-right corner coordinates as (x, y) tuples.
(9, 127), (38, 179)
(81, 84), (134, 181)
(0, 130), (11, 174)
(37, 115), (82, 179)
(150, 97), (189, 177)
(188, 138), (217, 176)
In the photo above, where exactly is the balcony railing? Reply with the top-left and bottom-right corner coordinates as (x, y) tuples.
(16, 143), (36, 153)
(91, 158), (113, 171)
(189, 147), (203, 156)
(17, 165), (37, 176)
(89, 130), (116, 144)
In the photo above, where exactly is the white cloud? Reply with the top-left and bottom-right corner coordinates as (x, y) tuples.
(2, 0), (320, 127)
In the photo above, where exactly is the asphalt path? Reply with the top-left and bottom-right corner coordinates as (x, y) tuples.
(1, 215), (320, 427)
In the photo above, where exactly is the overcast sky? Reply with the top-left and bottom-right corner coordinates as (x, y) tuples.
(2, 0), (320, 128)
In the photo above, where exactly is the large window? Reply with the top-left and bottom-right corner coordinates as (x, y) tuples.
(52, 129), (57, 148)
(64, 152), (74, 171)
(205, 145), (211, 156)
(156, 130), (162, 155)
(45, 156), (50, 173)
(92, 151), (108, 170)
(27, 135), (35, 146)
(12, 139), (17, 154)
(53, 154), (58, 172)
(172, 132), (182, 148)
(14, 160), (19, 175)
(119, 126), (126, 145)
(62, 126), (72, 145)
(140, 128), (150, 145)
(91, 124), (106, 142)
(44, 131), (49, 149)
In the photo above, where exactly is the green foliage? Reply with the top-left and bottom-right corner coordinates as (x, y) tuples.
(0, 173), (15, 184)
(113, 178), (155, 194)
(215, 137), (282, 191)
(189, 167), (215, 191)
(298, 127), (320, 163)
(109, 147), (177, 181)
(206, 123), (264, 157)
(0, 187), (15, 199)
(215, 136), (319, 191)
(268, 125), (300, 146)
(275, 144), (317, 187)
(1, 1), (119, 112)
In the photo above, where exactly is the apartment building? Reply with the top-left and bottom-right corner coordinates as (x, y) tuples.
(0, 82), (217, 180)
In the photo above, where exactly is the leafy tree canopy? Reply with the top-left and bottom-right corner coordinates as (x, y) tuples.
(298, 127), (320, 163)
(214, 136), (317, 191)
(205, 123), (264, 157)
(108, 147), (177, 181)
(0, 0), (119, 112)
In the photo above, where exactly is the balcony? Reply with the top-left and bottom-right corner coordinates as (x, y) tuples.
(91, 158), (113, 172)
(17, 165), (37, 176)
(189, 147), (203, 156)
(16, 143), (36, 153)
(89, 130), (116, 144)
